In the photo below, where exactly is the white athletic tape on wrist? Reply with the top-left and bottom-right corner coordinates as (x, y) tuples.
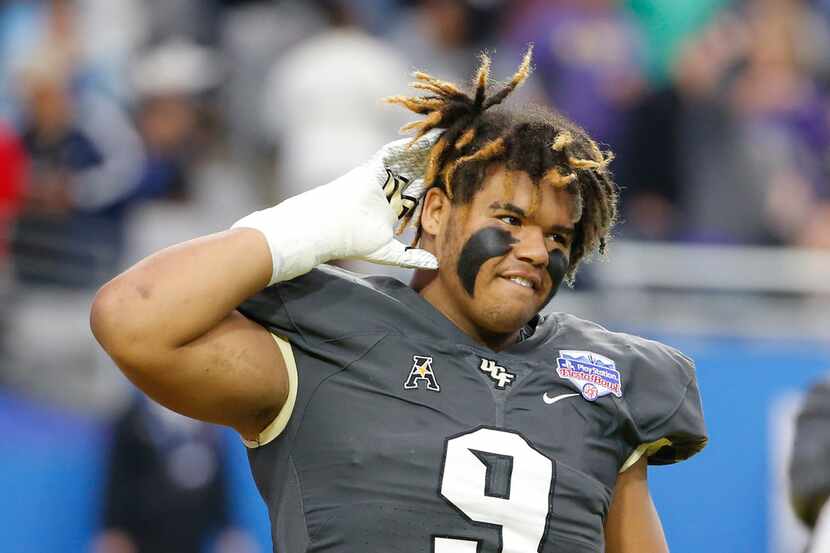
(233, 130), (442, 285)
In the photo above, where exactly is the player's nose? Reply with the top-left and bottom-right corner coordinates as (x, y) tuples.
(512, 226), (548, 267)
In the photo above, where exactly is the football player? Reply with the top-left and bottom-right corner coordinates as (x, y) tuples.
(91, 48), (707, 553)
(790, 377), (830, 553)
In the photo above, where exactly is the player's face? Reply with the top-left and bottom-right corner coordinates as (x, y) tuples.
(421, 165), (577, 347)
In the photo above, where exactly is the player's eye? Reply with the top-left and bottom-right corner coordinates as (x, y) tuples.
(546, 233), (569, 245)
(498, 215), (521, 226)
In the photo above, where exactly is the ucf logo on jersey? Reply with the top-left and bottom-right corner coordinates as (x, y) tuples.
(479, 358), (515, 389)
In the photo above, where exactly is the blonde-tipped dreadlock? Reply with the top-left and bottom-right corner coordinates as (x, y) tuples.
(551, 130), (574, 152)
(454, 128), (476, 150)
(443, 137), (506, 199)
(473, 53), (492, 108)
(542, 167), (578, 189)
(384, 46), (619, 284)
(482, 46), (533, 110)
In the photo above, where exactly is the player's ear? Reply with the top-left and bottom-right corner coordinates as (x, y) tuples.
(420, 187), (450, 239)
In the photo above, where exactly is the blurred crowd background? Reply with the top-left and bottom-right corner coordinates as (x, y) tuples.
(1, 0), (830, 552)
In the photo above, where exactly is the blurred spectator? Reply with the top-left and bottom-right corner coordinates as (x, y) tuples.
(92, 397), (255, 553)
(124, 38), (259, 263)
(730, 0), (830, 246)
(790, 376), (830, 553)
(131, 39), (224, 202)
(0, 1), (144, 410)
(617, 12), (765, 242)
(1, 42), (143, 411)
(262, 0), (411, 200)
(505, 0), (646, 149)
(619, 1), (830, 245)
(11, 47), (144, 288)
(0, 123), (26, 261)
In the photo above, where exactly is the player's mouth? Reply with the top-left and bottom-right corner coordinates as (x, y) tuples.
(500, 271), (541, 291)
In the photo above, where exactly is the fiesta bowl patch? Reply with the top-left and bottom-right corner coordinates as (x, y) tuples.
(556, 350), (622, 401)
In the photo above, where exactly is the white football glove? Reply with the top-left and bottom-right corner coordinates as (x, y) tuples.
(233, 129), (441, 285)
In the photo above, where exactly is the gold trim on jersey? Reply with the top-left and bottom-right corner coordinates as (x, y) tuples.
(241, 333), (298, 449)
(619, 437), (672, 473)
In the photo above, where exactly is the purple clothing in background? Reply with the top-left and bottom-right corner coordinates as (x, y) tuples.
(505, 2), (645, 148)
(765, 89), (830, 199)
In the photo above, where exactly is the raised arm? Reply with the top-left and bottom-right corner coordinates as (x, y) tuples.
(91, 133), (439, 441)
(604, 456), (670, 553)
(90, 228), (287, 440)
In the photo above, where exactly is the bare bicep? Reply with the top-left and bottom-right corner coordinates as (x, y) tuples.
(605, 457), (669, 553)
(123, 310), (288, 440)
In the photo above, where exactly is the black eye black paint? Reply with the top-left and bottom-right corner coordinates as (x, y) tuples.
(457, 227), (516, 296)
(457, 226), (570, 300)
(546, 250), (568, 303)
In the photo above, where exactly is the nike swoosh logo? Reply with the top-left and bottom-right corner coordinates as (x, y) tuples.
(542, 392), (579, 405)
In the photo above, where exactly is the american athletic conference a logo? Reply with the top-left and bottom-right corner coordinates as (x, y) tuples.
(556, 350), (622, 402)
(403, 355), (440, 392)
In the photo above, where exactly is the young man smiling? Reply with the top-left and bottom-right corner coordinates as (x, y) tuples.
(91, 50), (707, 553)
(418, 165), (577, 348)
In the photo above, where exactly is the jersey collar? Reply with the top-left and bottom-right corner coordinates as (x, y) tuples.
(369, 276), (560, 356)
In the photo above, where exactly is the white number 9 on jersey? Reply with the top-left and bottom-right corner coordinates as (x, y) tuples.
(437, 427), (555, 553)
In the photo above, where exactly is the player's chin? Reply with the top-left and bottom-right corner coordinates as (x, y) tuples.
(479, 306), (537, 336)
(479, 297), (542, 334)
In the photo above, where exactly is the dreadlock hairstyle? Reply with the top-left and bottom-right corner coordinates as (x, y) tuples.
(385, 47), (618, 284)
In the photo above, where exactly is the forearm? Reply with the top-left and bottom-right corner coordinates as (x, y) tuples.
(91, 131), (437, 399)
(91, 228), (272, 358)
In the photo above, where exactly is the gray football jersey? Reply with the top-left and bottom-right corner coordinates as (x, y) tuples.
(790, 377), (830, 528)
(237, 266), (707, 553)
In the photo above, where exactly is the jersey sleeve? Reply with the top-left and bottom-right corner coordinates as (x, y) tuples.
(620, 340), (708, 470)
(236, 265), (391, 347)
(235, 266), (392, 448)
